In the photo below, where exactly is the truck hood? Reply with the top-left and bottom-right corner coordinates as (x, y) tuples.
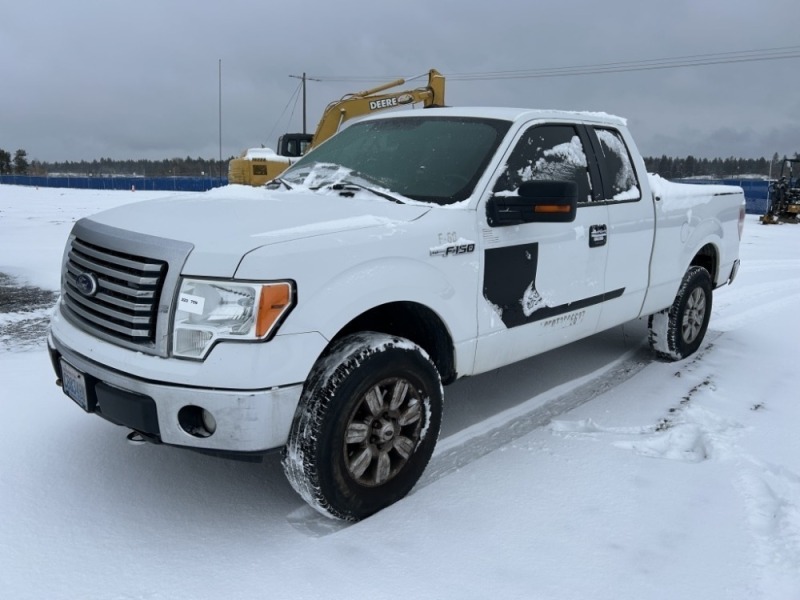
(83, 184), (431, 276)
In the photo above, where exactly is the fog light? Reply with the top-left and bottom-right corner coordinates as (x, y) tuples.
(178, 405), (217, 438)
(201, 409), (217, 434)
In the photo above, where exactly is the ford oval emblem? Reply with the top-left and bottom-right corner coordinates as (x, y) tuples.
(75, 272), (99, 297)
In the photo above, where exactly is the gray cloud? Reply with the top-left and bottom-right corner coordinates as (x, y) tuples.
(1, 0), (798, 162)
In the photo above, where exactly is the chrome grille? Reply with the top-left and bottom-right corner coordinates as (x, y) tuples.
(62, 237), (167, 346)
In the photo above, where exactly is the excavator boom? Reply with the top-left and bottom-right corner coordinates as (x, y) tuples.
(228, 69), (445, 186)
(310, 69), (445, 150)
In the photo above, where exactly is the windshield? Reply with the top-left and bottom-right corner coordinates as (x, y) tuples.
(280, 116), (511, 205)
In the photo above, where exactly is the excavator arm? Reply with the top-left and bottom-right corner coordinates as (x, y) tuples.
(309, 69), (445, 150)
(228, 69), (445, 186)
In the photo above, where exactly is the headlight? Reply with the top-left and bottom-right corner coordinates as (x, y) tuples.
(172, 278), (294, 359)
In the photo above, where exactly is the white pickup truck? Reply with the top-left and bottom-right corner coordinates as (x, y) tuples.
(48, 107), (745, 520)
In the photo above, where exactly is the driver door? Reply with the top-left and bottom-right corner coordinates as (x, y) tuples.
(474, 121), (611, 373)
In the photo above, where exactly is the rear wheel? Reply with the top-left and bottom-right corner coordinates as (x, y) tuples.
(648, 266), (713, 360)
(282, 332), (443, 521)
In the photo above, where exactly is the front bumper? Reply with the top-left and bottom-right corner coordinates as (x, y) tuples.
(48, 333), (303, 454)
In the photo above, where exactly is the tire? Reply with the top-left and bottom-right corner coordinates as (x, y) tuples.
(648, 266), (713, 360)
(281, 332), (443, 521)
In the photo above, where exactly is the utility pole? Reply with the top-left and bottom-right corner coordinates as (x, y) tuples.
(218, 59), (223, 184)
(289, 72), (321, 134)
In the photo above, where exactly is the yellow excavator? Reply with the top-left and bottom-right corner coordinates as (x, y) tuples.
(228, 69), (445, 186)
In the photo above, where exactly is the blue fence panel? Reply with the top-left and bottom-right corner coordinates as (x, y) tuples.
(2, 174), (771, 214)
(677, 178), (770, 215)
(0, 175), (228, 192)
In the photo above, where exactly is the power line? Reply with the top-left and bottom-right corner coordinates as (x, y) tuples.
(450, 47), (800, 80)
(264, 81), (303, 146)
(309, 45), (800, 82)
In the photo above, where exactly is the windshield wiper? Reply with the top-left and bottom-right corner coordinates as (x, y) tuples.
(330, 182), (405, 204)
(265, 177), (293, 190)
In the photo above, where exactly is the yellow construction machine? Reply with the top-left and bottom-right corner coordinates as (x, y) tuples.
(761, 157), (800, 224)
(228, 69), (445, 186)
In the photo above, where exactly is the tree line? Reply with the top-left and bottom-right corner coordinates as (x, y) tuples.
(0, 151), (230, 178)
(642, 152), (799, 180)
(2, 147), (799, 180)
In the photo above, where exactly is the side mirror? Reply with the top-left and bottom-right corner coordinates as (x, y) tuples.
(487, 180), (578, 226)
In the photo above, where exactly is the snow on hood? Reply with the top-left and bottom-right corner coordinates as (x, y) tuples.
(83, 184), (430, 276)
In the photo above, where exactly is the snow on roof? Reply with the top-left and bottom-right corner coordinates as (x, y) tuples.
(242, 147), (293, 163)
(358, 106), (627, 127)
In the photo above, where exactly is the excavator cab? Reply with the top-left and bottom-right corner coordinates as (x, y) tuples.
(277, 133), (314, 158)
(762, 157), (800, 224)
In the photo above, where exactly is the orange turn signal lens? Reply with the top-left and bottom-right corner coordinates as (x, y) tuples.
(256, 283), (293, 338)
(533, 204), (571, 214)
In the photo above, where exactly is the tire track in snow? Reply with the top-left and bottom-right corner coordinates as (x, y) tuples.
(423, 331), (725, 484)
(417, 345), (655, 488)
(514, 337), (725, 464)
(0, 308), (55, 353)
(545, 339), (800, 595)
(737, 460), (800, 596)
(0, 272), (58, 353)
(712, 278), (800, 332)
(715, 277), (800, 310)
(288, 345), (659, 537)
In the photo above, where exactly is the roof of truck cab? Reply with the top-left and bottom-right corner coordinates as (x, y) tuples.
(362, 106), (628, 127)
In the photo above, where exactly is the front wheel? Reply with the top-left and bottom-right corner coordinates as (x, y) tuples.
(648, 266), (713, 360)
(282, 332), (443, 521)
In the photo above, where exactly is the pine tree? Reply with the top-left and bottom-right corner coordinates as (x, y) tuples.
(13, 149), (29, 174)
(0, 149), (11, 174)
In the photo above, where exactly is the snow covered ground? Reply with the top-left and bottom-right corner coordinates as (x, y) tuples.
(1, 184), (799, 599)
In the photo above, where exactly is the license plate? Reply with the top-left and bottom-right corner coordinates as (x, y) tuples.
(60, 359), (89, 412)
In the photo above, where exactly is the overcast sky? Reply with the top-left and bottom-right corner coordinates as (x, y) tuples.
(1, 0), (798, 164)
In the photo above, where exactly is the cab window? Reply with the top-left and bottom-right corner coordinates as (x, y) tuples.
(594, 128), (641, 201)
(493, 124), (593, 203)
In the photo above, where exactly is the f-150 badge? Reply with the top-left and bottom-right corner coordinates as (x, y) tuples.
(429, 242), (476, 257)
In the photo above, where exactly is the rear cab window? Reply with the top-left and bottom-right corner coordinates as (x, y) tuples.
(592, 128), (641, 202)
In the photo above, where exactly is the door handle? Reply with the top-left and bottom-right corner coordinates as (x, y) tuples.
(589, 224), (607, 247)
